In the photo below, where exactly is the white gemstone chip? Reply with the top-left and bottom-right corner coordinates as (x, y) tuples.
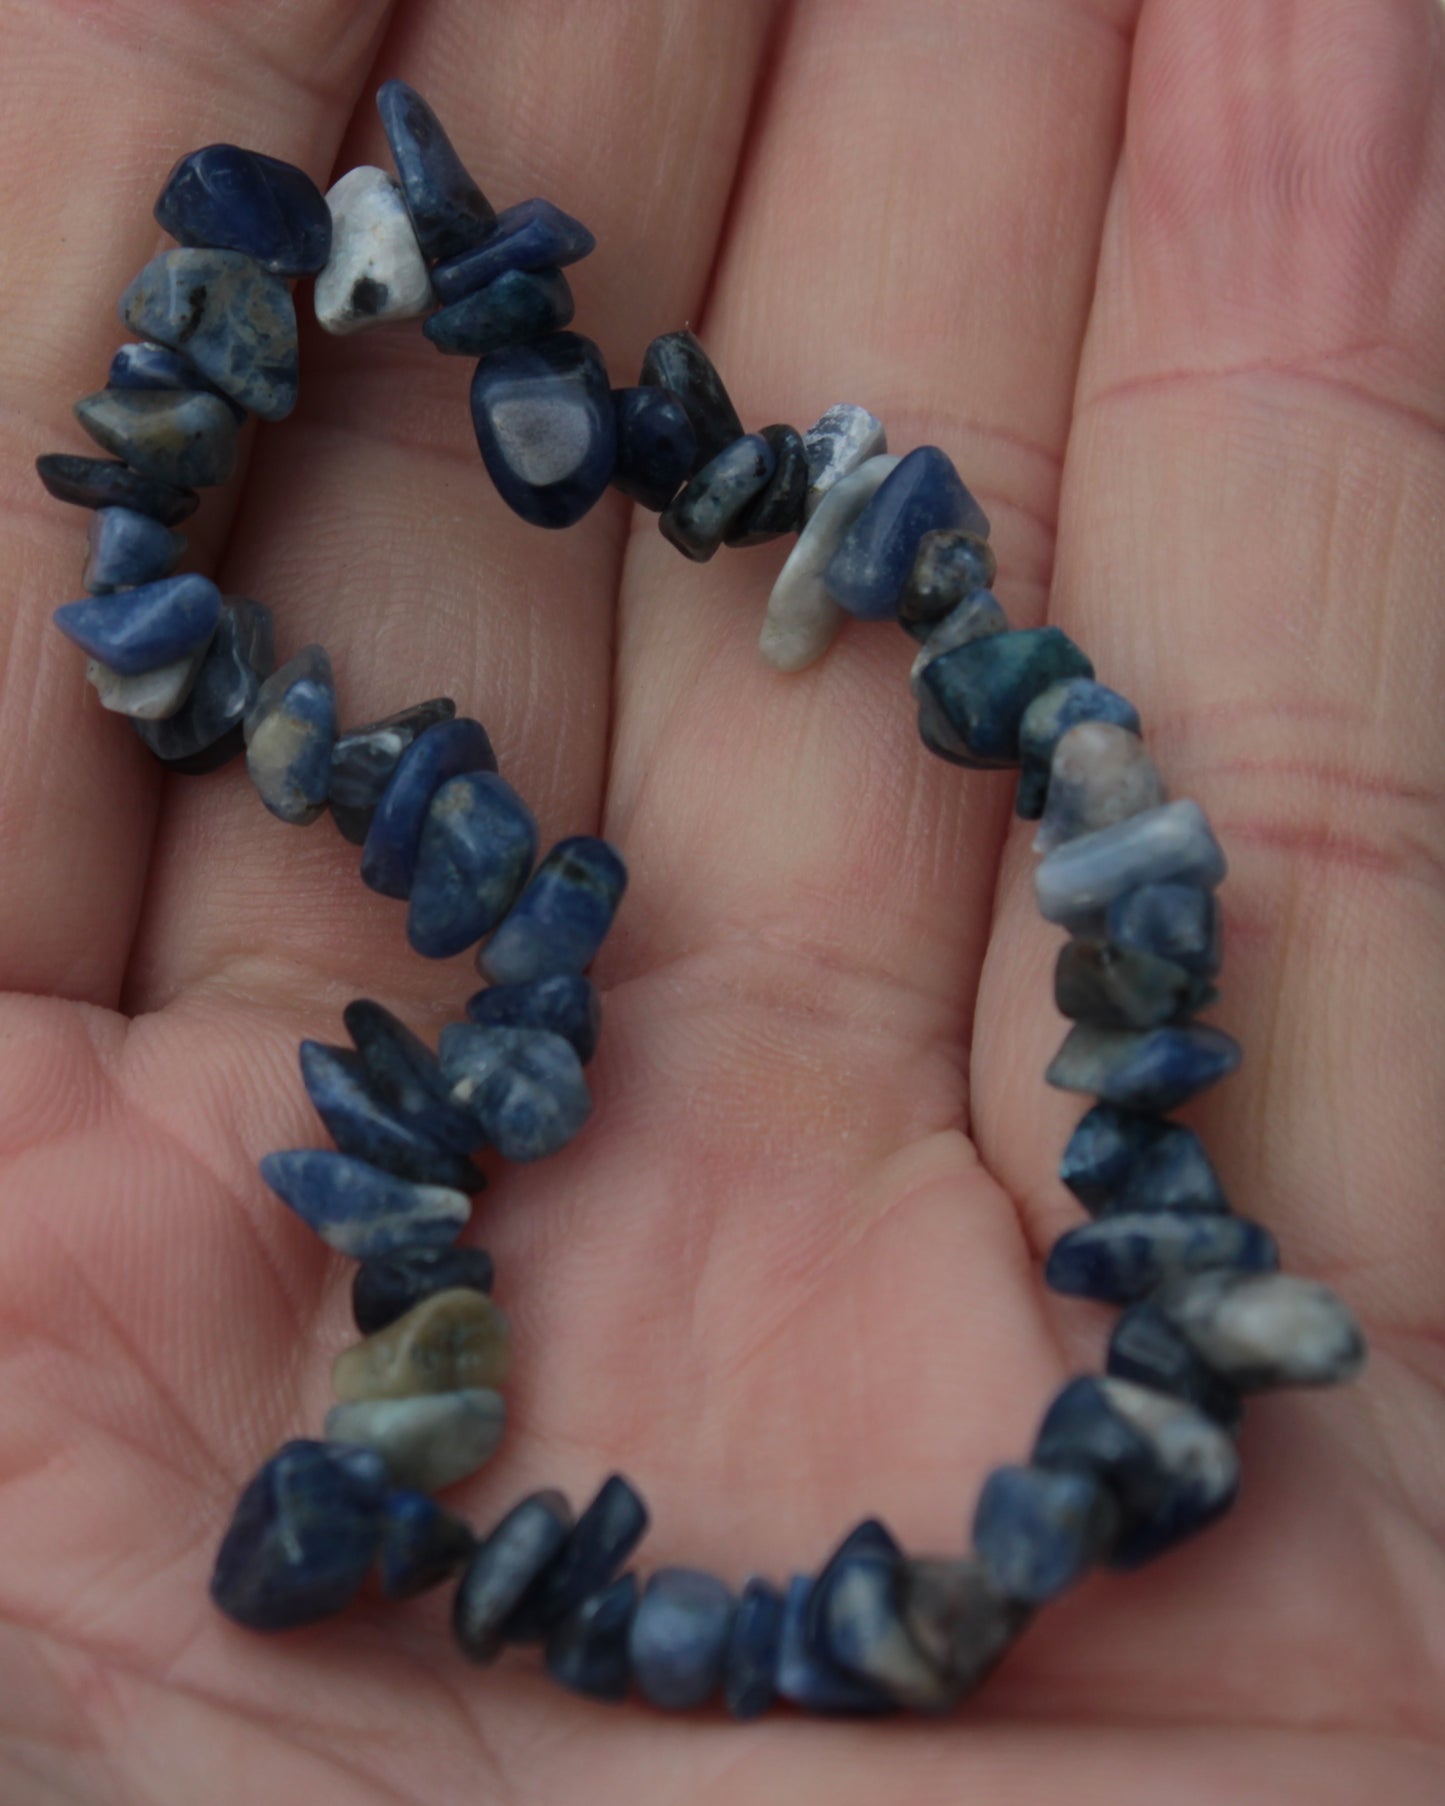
(1161, 1272), (1368, 1390)
(325, 1389), (506, 1492)
(86, 641), (209, 720)
(315, 166), (435, 336)
(800, 404), (888, 520)
(1097, 1377), (1239, 1500)
(1034, 799), (1226, 930)
(759, 453), (901, 673)
(1034, 720), (1166, 854)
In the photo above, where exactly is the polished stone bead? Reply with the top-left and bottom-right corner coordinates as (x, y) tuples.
(629, 1568), (735, 1711)
(86, 643), (209, 721)
(36, 452), (198, 526)
(908, 589), (1009, 695)
(344, 998), (481, 1155)
(361, 717), (498, 899)
(1036, 801), (1227, 931)
(352, 1243), (495, 1336)
(774, 1575), (896, 1714)
(971, 1464), (1117, 1606)
(896, 1558), (1032, 1698)
(139, 701), (247, 771)
(812, 1530), (956, 1710)
(825, 446), (989, 620)
(1034, 721), (1168, 855)
(610, 386), (697, 512)
(659, 432), (775, 562)
(506, 1474), (650, 1642)
(546, 1573), (638, 1702)
(1045, 1210), (1277, 1306)
(800, 403), (887, 521)
(1046, 1021), (1242, 1112)
(1054, 940), (1216, 1031)
(1107, 1299), (1243, 1430)
(433, 198), (595, 304)
(119, 247), (299, 420)
(1016, 680), (1141, 819)
(325, 1388), (505, 1492)
(918, 626), (1094, 768)
(108, 340), (196, 389)
(83, 506), (186, 594)
(54, 572), (221, 676)
(407, 771), (538, 959)
(376, 79), (496, 263)
(479, 836), (627, 985)
(804, 1518), (900, 1660)
(75, 387), (238, 490)
(315, 166), (434, 334)
(725, 423), (809, 547)
(722, 1577), (785, 1720)
(155, 143), (331, 275)
(819, 1560), (957, 1712)
(470, 331), (616, 529)
(453, 1490), (574, 1663)
(424, 266), (573, 356)
(439, 1024), (592, 1162)
(1059, 1103), (1228, 1216)
(759, 453), (900, 673)
(638, 329), (743, 472)
(259, 1149), (470, 1258)
(243, 645), (337, 826)
(465, 973), (601, 1064)
(1033, 1375), (1240, 1568)
(132, 597), (274, 770)
(1154, 1271), (1367, 1391)
(329, 697), (457, 845)
(107, 341), (247, 422)
(209, 1440), (388, 1630)
(299, 1041), (483, 1191)
(897, 528), (998, 642)
(1107, 882), (1222, 979)
(377, 1489), (476, 1599)
(332, 1287), (510, 1402)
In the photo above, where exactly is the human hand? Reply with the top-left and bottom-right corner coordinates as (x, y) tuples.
(0, 0), (1442, 1799)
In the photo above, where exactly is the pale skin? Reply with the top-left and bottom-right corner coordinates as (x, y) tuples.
(0, 0), (1443, 1798)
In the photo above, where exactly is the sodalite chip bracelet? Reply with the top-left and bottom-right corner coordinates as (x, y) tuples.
(34, 82), (1369, 1718)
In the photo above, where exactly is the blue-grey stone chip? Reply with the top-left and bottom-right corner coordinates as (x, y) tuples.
(131, 597), (274, 772)
(119, 247), (299, 421)
(209, 1440), (388, 1629)
(453, 1490), (574, 1663)
(361, 717), (498, 900)
(155, 143), (331, 275)
(83, 506), (186, 594)
(376, 80), (496, 263)
(469, 330), (616, 530)
(407, 771), (538, 959)
(628, 1567), (734, 1711)
(36, 452), (197, 526)
(53, 572), (220, 676)
(1045, 1210), (1278, 1305)
(74, 386), (238, 489)
(300, 1040), (483, 1191)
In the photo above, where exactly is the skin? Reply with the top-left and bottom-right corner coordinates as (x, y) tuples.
(0, 0), (1442, 1798)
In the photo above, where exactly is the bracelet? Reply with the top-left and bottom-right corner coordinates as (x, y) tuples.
(35, 81), (1368, 1720)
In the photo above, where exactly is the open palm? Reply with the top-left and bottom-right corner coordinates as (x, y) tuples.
(2, 0), (1443, 1798)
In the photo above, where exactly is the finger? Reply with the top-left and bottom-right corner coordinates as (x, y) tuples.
(123, 0), (780, 1022)
(976, 0), (1445, 1392)
(0, 0), (395, 1006)
(521, 0), (1140, 1599)
(603, 0), (1140, 1138)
